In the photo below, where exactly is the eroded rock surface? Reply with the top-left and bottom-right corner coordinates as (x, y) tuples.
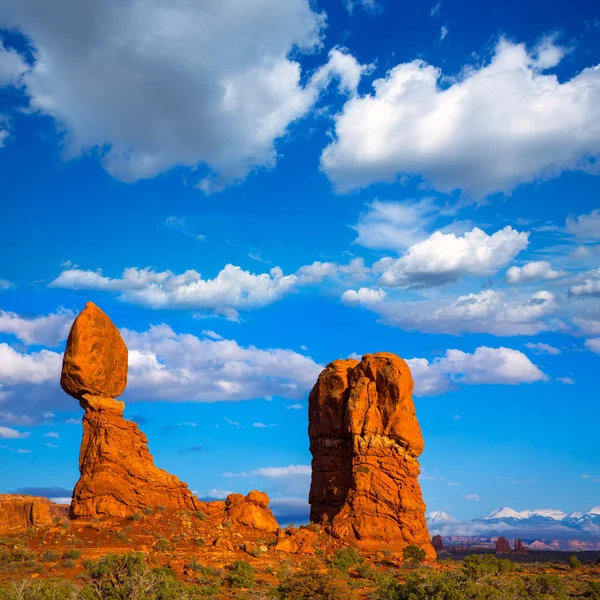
(202, 491), (279, 533)
(308, 352), (435, 559)
(0, 495), (65, 534)
(61, 302), (199, 518)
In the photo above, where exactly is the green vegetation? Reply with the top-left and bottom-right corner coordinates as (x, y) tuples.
(402, 545), (427, 565)
(224, 560), (255, 588)
(277, 564), (355, 599)
(569, 554), (583, 569)
(329, 547), (363, 572)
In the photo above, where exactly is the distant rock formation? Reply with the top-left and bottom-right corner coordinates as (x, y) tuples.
(0, 495), (66, 534)
(514, 538), (525, 552)
(62, 302), (200, 519)
(496, 536), (511, 554)
(432, 534), (444, 551)
(308, 353), (435, 560)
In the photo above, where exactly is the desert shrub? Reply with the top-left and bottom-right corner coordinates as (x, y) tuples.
(585, 580), (600, 599)
(330, 547), (363, 572)
(0, 579), (78, 600)
(522, 574), (568, 599)
(40, 551), (61, 563)
(127, 512), (143, 522)
(62, 559), (75, 569)
(402, 545), (426, 565)
(462, 553), (519, 580)
(225, 560), (255, 588)
(62, 550), (82, 560)
(193, 511), (206, 521)
(276, 567), (355, 599)
(153, 538), (170, 552)
(0, 546), (36, 571)
(568, 555), (582, 569)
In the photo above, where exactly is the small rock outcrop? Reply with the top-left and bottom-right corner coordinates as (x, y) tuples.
(432, 535), (444, 551)
(0, 495), (65, 534)
(496, 536), (511, 554)
(308, 353), (435, 560)
(202, 491), (279, 533)
(62, 302), (200, 519)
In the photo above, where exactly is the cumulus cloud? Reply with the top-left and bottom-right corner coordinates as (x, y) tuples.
(0, 344), (62, 385)
(407, 346), (546, 396)
(374, 226), (529, 287)
(122, 325), (323, 402)
(465, 494), (481, 501)
(525, 342), (561, 355)
(505, 261), (567, 285)
(50, 265), (298, 319)
(0, 279), (14, 291)
(0, 307), (74, 346)
(340, 287), (386, 306)
(344, 0), (380, 15)
(361, 289), (559, 336)
(569, 268), (600, 297)
(0, 0), (367, 190)
(566, 209), (600, 239)
(321, 37), (600, 197)
(585, 338), (600, 354)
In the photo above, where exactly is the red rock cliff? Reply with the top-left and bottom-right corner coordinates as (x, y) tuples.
(308, 352), (435, 559)
(0, 495), (65, 534)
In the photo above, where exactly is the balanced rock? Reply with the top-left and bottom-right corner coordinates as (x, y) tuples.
(61, 302), (199, 518)
(431, 535), (444, 551)
(0, 495), (65, 534)
(308, 353), (435, 560)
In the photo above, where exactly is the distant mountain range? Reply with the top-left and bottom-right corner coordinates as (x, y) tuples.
(426, 506), (600, 539)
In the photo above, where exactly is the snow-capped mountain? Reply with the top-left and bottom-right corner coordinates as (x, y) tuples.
(426, 511), (459, 524)
(426, 506), (600, 539)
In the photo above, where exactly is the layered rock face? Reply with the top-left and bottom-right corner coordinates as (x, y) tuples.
(308, 353), (435, 559)
(62, 302), (200, 519)
(0, 495), (65, 534)
(496, 536), (511, 554)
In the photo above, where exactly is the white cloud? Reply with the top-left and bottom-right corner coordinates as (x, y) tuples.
(569, 268), (600, 297)
(0, 343), (61, 385)
(252, 422), (276, 428)
(286, 403), (304, 410)
(320, 37), (600, 197)
(0, 41), (28, 87)
(407, 346), (546, 397)
(122, 325), (322, 402)
(295, 261), (338, 284)
(0, 307), (74, 346)
(50, 265), (299, 319)
(341, 287), (386, 306)
(440, 26), (448, 41)
(0, 426), (30, 440)
(43, 432), (60, 439)
(0, 0), (367, 190)
(224, 464), (311, 478)
(465, 494), (481, 501)
(365, 289), (559, 336)
(556, 377), (574, 385)
(572, 317), (600, 336)
(353, 198), (440, 251)
(0, 279), (14, 291)
(375, 226), (529, 287)
(566, 209), (600, 239)
(200, 489), (234, 500)
(585, 338), (600, 354)
(505, 261), (567, 285)
(430, 2), (442, 17)
(525, 342), (560, 355)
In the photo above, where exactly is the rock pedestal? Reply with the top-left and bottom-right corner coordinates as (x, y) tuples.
(432, 534), (444, 551)
(308, 352), (435, 560)
(496, 536), (511, 554)
(61, 302), (199, 519)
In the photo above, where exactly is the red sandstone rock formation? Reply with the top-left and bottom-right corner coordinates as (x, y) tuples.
(62, 302), (200, 519)
(202, 491), (279, 533)
(432, 535), (444, 551)
(308, 352), (435, 560)
(496, 536), (511, 554)
(0, 495), (66, 534)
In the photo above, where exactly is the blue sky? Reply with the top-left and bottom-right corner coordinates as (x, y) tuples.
(0, 0), (599, 524)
